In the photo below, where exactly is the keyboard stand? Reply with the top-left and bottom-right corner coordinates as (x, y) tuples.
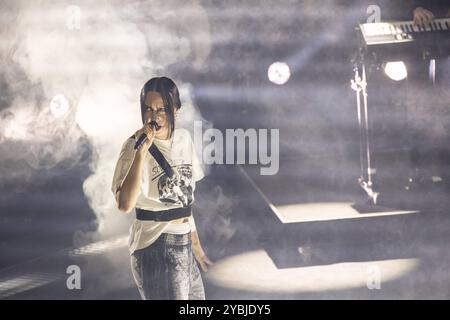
(351, 63), (379, 205)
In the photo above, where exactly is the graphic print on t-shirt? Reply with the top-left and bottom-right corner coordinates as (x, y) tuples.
(157, 164), (194, 207)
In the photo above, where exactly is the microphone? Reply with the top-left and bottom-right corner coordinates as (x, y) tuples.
(134, 121), (160, 150)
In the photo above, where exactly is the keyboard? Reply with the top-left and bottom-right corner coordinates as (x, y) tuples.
(358, 18), (450, 62)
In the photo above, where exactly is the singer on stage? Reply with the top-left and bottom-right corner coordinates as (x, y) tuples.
(111, 77), (213, 300)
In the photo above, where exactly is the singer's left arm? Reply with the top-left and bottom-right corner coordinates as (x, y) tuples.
(191, 223), (214, 272)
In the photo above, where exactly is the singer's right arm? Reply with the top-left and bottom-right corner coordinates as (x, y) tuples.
(116, 125), (154, 213)
(116, 149), (146, 213)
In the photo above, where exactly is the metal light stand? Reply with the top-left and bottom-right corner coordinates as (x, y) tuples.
(351, 62), (379, 205)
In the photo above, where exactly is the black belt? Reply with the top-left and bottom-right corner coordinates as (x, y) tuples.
(135, 206), (191, 221)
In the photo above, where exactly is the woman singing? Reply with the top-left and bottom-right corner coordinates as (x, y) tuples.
(111, 77), (213, 299)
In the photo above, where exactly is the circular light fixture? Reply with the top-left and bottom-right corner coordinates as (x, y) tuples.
(50, 94), (70, 118)
(384, 61), (407, 81)
(268, 61), (291, 85)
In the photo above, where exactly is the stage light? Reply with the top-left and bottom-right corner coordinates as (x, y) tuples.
(69, 235), (128, 257)
(0, 273), (58, 299)
(268, 61), (290, 85)
(206, 250), (419, 293)
(384, 61), (407, 81)
(50, 94), (70, 118)
(275, 202), (417, 223)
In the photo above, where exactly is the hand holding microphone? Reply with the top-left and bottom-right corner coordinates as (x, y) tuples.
(134, 121), (157, 152)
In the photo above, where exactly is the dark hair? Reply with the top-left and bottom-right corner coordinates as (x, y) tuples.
(140, 77), (181, 138)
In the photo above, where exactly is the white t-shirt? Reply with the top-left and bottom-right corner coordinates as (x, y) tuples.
(111, 128), (204, 254)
